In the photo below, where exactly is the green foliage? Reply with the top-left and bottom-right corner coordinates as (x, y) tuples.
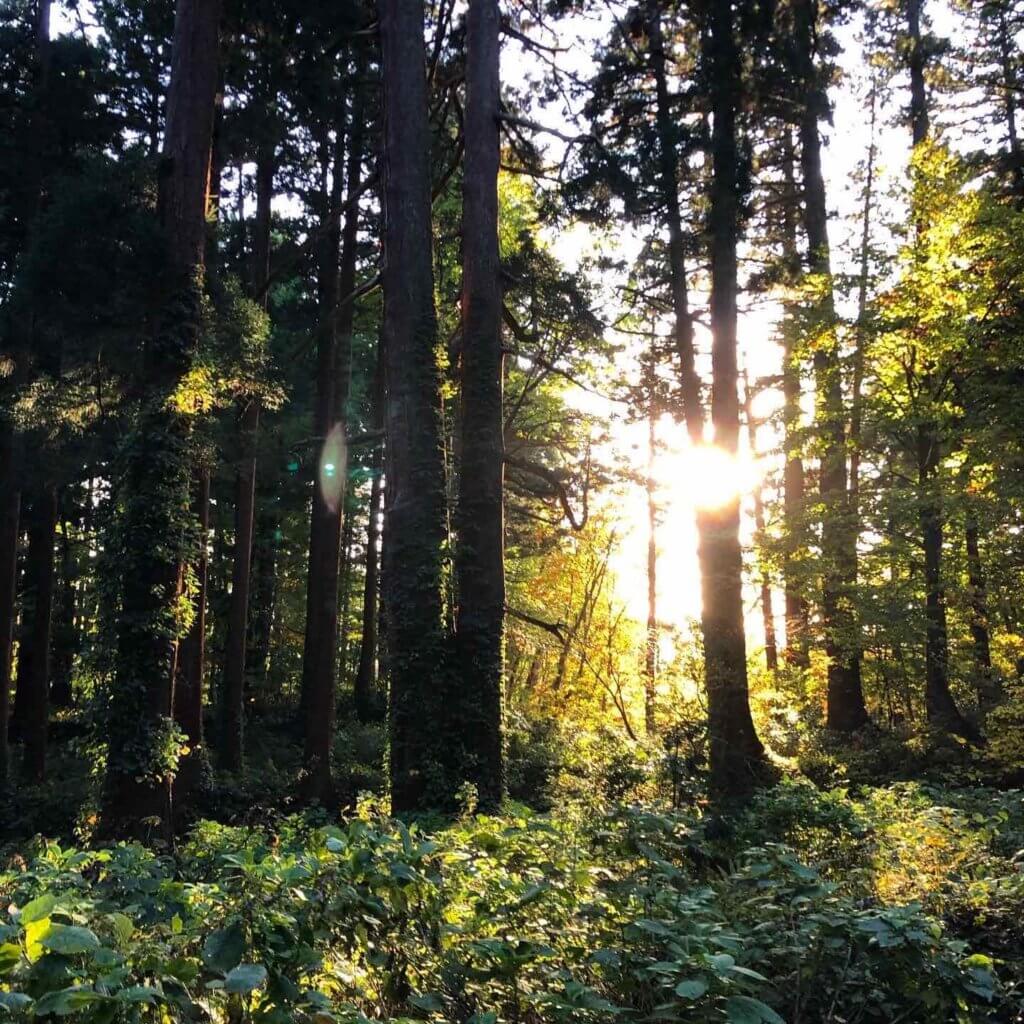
(0, 794), (1010, 1022)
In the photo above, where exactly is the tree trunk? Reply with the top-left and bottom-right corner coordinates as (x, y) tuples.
(49, 497), (76, 709)
(702, 0), (767, 797)
(794, 0), (868, 732)
(743, 375), (777, 674)
(174, 465), (210, 798)
(645, 389), (659, 736)
(301, 69), (365, 806)
(220, 149), (272, 772)
(101, 0), (222, 839)
(906, 0), (973, 739)
(647, 5), (700, 440)
(454, 0), (505, 809)
(355, 343), (385, 724)
(248, 500), (278, 695)
(780, 132), (810, 667)
(966, 513), (998, 707)
(16, 484), (57, 783)
(380, 0), (450, 813)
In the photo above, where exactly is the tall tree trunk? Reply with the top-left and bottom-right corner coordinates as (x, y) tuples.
(0, 0), (52, 788)
(743, 374), (777, 674)
(355, 343), (385, 724)
(380, 0), (450, 813)
(780, 131), (810, 667)
(907, 0), (973, 738)
(49, 496), (76, 708)
(996, 4), (1024, 194)
(220, 148), (273, 772)
(701, 0), (766, 796)
(174, 465), (210, 798)
(454, 0), (505, 809)
(248, 499), (278, 695)
(644, 383), (659, 736)
(16, 484), (57, 783)
(101, 0), (222, 838)
(301, 69), (365, 805)
(647, 5), (700, 439)
(794, 0), (868, 732)
(966, 513), (998, 707)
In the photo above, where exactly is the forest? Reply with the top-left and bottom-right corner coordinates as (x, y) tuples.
(1, 0), (1024, 1019)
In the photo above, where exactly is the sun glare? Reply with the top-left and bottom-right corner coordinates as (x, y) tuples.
(659, 442), (750, 512)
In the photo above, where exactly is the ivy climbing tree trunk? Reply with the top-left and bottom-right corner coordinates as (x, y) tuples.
(701, 0), (767, 797)
(380, 0), (451, 813)
(454, 0), (505, 810)
(101, 0), (222, 839)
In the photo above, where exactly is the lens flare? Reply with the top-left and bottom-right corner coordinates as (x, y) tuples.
(319, 423), (348, 514)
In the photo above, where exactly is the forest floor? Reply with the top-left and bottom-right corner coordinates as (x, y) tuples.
(1, 726), (1023, 1022)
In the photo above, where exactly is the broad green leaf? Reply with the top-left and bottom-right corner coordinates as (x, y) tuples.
(224, 963), (268, 994)
(0, 943), (21, 976)
(41, 925), (102, 955)
(725, 995), (785, 1024)
(17, 894), (56, 925)
(32, 986), (104, 1016)
(675, 978), (708, 999)
(24, 917), (51, 962)
(0, 992), (32, 1014)
(202, 923), (246, 973)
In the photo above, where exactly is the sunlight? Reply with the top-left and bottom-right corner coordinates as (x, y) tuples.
(658, 442), (750, 512)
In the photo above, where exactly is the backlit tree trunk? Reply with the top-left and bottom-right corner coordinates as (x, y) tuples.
(701, 0), (767, 796)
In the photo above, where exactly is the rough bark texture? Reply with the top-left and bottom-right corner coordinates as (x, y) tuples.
(702, 0), (767, 797)
(793, 0), (868, 732)
(380, 0), (450, 813)
(221, 150), (272, 772)
(101, 0), (222, 838)
(454, 0), (505, 810)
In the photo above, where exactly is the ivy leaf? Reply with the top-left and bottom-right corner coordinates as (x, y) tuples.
(224, 963), (268, 994)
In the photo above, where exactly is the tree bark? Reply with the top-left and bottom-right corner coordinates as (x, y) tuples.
(966, 513), (998, 707)
(743, 375), (777, 673)
(174, 464), (209, 797)
(454, 0), (505, 809)
(380, 0), (450, 813)
(647, 5), (700, 440)
(16, 484), (57, 783)
(355, 342), (385, 724)
(702, 0), (767, 796)
(101, 0), (222, 838)
(645, 385), (659, 735)
(301, 68), (365, 805)
(780, 131), (811, 667)
(793, 0), (868, 732)
(220, 148), (273, 772)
